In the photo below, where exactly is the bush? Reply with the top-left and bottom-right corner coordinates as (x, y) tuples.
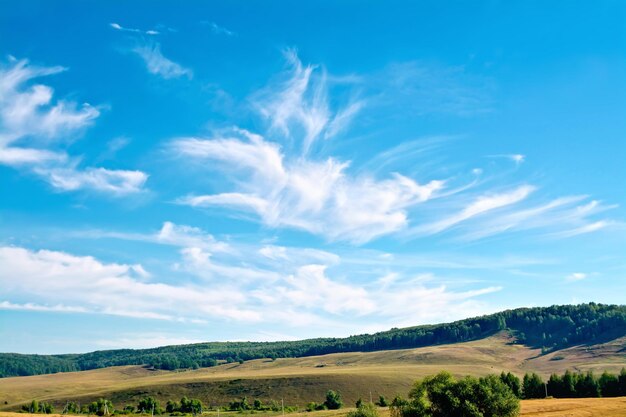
(324, 390), (343, 410)
(392, 372), (520, 417)
(347, 403), (379, 417)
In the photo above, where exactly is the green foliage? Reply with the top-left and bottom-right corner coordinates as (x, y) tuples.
(165, 401), (179, 413)
(228, 397), (250, 411)
(137, 396), (162, 414)
(522, 373), (545, 399)
(392, 371), (520, 417)
(65, 402), (80, 414)
(500, 372), (522, 398)
(88, 399), (113, 416)
(22, 400), (54, 414)
(1, 303), (624, 377)
(306, 402), (325, 412)
(179, 397), (203, 414)
(355, 398), (363, 408)
(347, 402), (380, 417)
(324, 390), (343, 410)
(376, 395), (388, 407)
(546, 369), (624, 398)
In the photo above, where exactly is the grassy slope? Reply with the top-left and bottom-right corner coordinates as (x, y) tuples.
(0, 332), (624, 411)
(2, 397), (626, 417)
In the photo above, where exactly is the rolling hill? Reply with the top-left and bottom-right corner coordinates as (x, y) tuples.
(2, 303), (625, 378)
(0, 303), (624, 411)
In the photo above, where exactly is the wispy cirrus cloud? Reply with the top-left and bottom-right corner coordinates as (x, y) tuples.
(173, 129), (444, 243)
(412, 185), (535, 236)
(0, 57), (148, 195)
(167, 50), (619, 244)
(133, 43), (192, 79)
(205, 21), (235, 36)
(373, 60), (495, 117)
(486, 153), (525, 165)
(110, 22), (159, 36)
(252, 49), (364, 154)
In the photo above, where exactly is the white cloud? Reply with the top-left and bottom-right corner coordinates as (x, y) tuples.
(415, 185), (535, 235)
(551, 220), (612, 238)
(457, 197), (618, 241)
(77, 221), (231, 253)
(566, 272), (587, 282)
(110, 22), (159, 36)
(252, 49), (364, 154)
(0, 245), (256, 323)
(1, 243), (501, 331)
(208, 22), (235, 36)
(35, 166), (148, 195)
(133, 43), (192, 79)
(0, 57), (148, 195)
(173, 130), (444, 243)
(487, 154), (525, 165)
(94, 334), (205, 350)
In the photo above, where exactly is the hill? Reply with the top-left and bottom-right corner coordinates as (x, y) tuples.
(0, 332), (624, 411)
(2, 303), (625, 378)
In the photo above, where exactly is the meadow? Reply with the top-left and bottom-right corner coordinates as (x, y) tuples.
(1, 333), (624, 412)
(2, 398), (626, 417)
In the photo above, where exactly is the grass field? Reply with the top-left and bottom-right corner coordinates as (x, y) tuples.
(0, 333), (624, 412)
(2, 397), (626, 417)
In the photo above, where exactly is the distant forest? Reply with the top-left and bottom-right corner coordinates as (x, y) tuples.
(1, 303), (624, 378)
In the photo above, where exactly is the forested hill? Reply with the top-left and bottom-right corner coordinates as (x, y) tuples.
(1, 303), (624, 378)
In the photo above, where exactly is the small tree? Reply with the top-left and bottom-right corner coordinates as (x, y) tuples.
(376, 396), (388, 407)
(324, 390), (343, 410)
(500, 371), (522, 398)
(137, 397), (162, 415)
(523, 373), (545, 399)
(355, 398), (363, 408)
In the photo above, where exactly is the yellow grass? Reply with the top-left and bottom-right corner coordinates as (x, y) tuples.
(2, 397), (626, 417)
(0, 333), (623, 411)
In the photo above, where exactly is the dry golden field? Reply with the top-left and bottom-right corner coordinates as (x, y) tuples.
(2, 397), (626, 417)
(0, 333), (624, 412)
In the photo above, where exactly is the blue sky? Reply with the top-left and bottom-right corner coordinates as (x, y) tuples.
(1, 0), (625, 354)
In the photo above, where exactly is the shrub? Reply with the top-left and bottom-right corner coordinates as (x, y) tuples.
(324, 390), (343, 410)
(347, 403), (379, 417)
(393, 372), (520, 417)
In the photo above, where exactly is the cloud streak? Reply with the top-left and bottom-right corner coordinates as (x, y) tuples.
(133, 43), (192, 79)
(0, 57), (148, 195)
(173, 129), (444, 243)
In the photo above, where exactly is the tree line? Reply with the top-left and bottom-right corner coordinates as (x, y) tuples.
(519, 368), (626, 399)
(3, 303), (624, 377)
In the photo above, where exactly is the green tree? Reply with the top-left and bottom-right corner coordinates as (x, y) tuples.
(89, 399), (113, 416)
(165, 400), (179, 413)
(599, 371), (620, 397)
(619, 368), (626, 396)
(376, 396), (388, 407)
(398, 372), (519, 417)
(137, 397), (162, 414)
(324, 390), (343, 410)
(65, 402), (79, 414)
(523, 373), (545, 399)
(500, 372), (522, 398)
